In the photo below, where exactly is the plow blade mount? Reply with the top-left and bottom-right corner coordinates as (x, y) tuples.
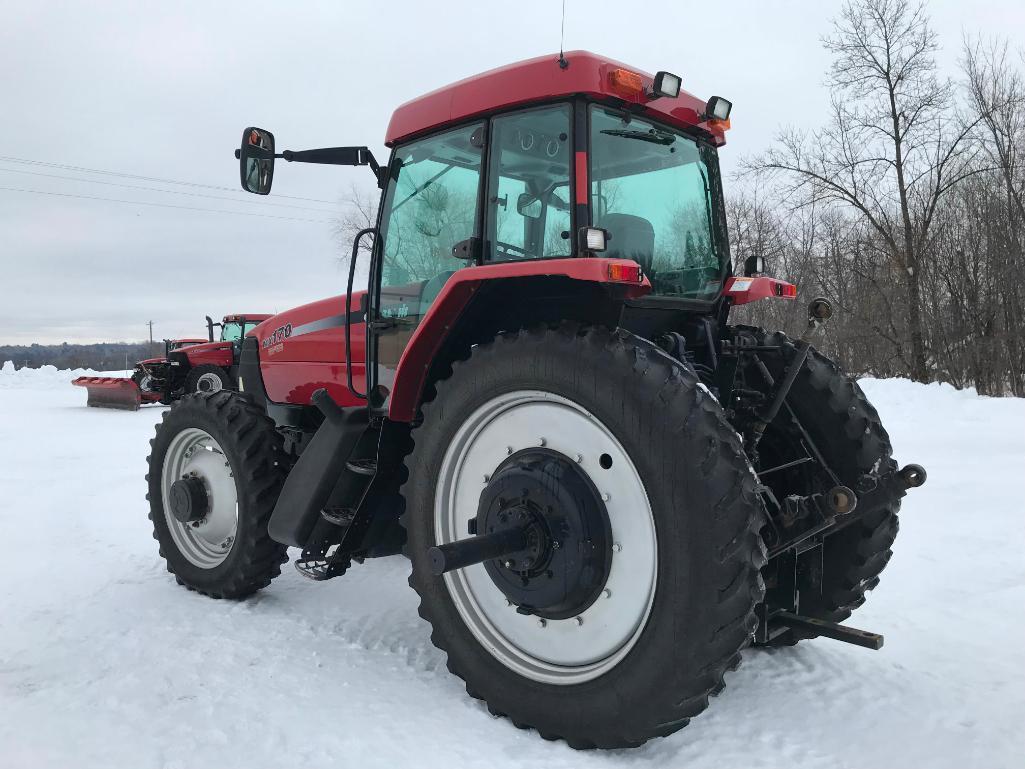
(72, 377), (159, 410)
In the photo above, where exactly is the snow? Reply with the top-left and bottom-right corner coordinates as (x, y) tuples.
(1, 367), (1023, 769)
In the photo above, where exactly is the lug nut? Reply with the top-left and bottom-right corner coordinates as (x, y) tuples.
(574, 616), (584, 626)
(506, 446), (514, 455)
(503, 559), (516, 569)
(602, 588), (612, 599)
(613, 543), (623, 552)
(537, 619), (547, 628)
(602, 492), (611, 502)
(483, 474), (490, 483)
(575, 454), (583, 463)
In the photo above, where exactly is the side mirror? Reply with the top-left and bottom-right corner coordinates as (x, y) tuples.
(236, 127), (276, 195)
(743, 254), (764, 276)
(516, 192), (543, 220)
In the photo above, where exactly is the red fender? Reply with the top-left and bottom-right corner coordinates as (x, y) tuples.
(386, 258), (650, 422)
(724, 276), (797, 305)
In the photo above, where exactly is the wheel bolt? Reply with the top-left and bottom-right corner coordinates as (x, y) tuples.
(574, 616), (584, 626)
(537, 619), (547, 628)
(613, 542), (623, 553)
(575, 454), (583, 463)
(483, 474), (490, 483)
(503, 559), (516, 569)
(538, 437), (547, 446)
(602, 492), (611, 502)
(602, 588), (612, 599)
(506, 446), (514, 455)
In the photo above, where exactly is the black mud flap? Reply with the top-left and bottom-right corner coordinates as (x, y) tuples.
(267, 389), (368, 547)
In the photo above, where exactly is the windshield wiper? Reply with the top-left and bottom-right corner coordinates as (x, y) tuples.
(392, 163), (455, 213)
(600, 128), (676, 146)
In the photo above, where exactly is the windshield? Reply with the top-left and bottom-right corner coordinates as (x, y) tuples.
(220, 321), (258, 342)
(590, 106), (728, 300)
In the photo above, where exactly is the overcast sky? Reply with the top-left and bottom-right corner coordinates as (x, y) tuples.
(1, 0), (1022, 344)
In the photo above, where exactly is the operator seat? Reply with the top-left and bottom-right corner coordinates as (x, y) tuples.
(600, 213), (655, 273)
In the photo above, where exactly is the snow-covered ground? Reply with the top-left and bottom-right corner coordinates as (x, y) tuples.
(1, 363), (1023, 769)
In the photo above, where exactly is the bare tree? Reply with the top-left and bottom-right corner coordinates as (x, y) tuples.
(747, 0), (982, 382)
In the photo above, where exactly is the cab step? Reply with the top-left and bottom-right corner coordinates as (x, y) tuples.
(345, 458), (377, 476)
(321, 507), (357, 528)
(294, 557), (350, 581)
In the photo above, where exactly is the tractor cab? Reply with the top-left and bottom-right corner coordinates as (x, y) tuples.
(236, 51), (742, 409)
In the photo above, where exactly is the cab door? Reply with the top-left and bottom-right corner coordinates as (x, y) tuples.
(367, 122), (486, 406)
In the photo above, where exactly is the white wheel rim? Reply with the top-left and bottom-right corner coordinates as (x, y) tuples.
(435, 390), (657, 685)
(138, 374), (153, 391)
(161, 427), (238, 568)
(196, 372), (223, 393)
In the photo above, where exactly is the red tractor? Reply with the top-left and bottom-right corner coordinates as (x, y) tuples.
(75, 313), (271, 409)
(147, 52), (925, 748)
(135, 313), (273, 401)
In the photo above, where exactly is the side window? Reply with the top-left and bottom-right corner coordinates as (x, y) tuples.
(486, 105), (572, 262)
(379, 123), (484, 316)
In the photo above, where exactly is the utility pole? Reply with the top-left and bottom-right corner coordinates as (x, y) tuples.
(148, 320), (154, 346)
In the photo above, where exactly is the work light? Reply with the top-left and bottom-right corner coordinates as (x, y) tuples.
(652, 71), (681, 98)
(705, 96), (733, 121)
(579, 226), (609, 253)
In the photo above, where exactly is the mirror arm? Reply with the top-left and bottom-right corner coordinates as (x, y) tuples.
(274, 146), (386, 187)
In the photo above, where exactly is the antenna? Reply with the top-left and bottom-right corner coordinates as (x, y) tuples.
(558, 0), (568, 69)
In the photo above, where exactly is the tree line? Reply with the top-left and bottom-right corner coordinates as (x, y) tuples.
(732, 0), (1024, 396)
(1, 342), (161, 372)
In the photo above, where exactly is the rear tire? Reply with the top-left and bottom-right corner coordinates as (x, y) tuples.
(186, 364), (231, 395)
(146, 392), (288, 599)
(738, 327), (900, 645)
(402, 324), (766, 748)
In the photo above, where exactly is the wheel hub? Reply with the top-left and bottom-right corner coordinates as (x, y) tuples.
(169, 475), (209, 524)
(477, 450), (612, 620)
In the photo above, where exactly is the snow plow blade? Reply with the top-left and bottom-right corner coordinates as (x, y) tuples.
(71, 377), (159, 410)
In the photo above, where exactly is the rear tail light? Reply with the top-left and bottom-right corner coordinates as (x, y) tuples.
(777, 282), (797, 298)
(608, 263), (643, 283)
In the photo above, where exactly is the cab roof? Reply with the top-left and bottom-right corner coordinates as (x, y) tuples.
(385, 50), (726, 147)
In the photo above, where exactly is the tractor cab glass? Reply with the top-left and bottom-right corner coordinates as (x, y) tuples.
(589, 106), (727, 301)
(485, 105), (572, 262)
(374, 122), (485, 382)
(220, 320), (259, 342)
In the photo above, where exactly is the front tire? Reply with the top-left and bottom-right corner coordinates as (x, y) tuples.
(146, 392), (288, 598)
(402, 325), (766, 748)
(186, 364), (231, 395)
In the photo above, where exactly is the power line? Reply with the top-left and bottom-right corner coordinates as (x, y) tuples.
(0, 154), (339, 205)
(0, 164), (338, 213)
(0, 185), (336, 224)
